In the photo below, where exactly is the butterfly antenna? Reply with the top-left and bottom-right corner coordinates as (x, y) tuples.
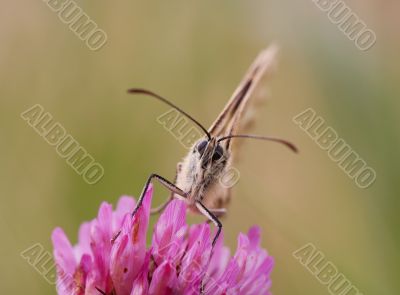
(218, 134), (298, 153)
(128, 88), (211, 140)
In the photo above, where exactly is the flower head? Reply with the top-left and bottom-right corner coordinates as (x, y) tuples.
(52, 185), (274, 294)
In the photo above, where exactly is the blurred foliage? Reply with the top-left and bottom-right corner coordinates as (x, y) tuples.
(1, 0), (399, 294)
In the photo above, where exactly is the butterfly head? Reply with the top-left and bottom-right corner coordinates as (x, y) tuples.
(195, 137), (227, 169)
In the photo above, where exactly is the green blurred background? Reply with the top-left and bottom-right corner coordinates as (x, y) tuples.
(1, 0), (399, 294)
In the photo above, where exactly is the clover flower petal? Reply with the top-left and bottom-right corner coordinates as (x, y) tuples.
(52, 185), (274, 294)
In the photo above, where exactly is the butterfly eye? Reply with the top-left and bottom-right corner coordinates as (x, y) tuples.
(212, 145), (224, 161)
(196, 140), (208, 155)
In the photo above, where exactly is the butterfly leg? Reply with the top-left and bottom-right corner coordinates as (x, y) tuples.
(205, 208), (227, 227)
(151, 163), (182, 215)
(196, 201), (223, 294)
(209, 207), (227, 216)
(196, 201), (222, 247)
(112, 173), (186, 244)
(132, 173), (187, 217)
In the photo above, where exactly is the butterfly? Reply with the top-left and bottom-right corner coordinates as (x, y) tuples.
(125, 45), (297, 246)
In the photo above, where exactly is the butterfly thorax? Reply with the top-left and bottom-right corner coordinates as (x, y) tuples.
(175, 138), (229, 211)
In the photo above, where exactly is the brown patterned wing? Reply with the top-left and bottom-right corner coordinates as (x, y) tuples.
(202, 45), (279, 211)
(208, 45), (278, 146)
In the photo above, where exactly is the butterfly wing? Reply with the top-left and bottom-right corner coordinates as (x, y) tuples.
(202, 45), (279, 211)
(208, 45), (278, 150)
